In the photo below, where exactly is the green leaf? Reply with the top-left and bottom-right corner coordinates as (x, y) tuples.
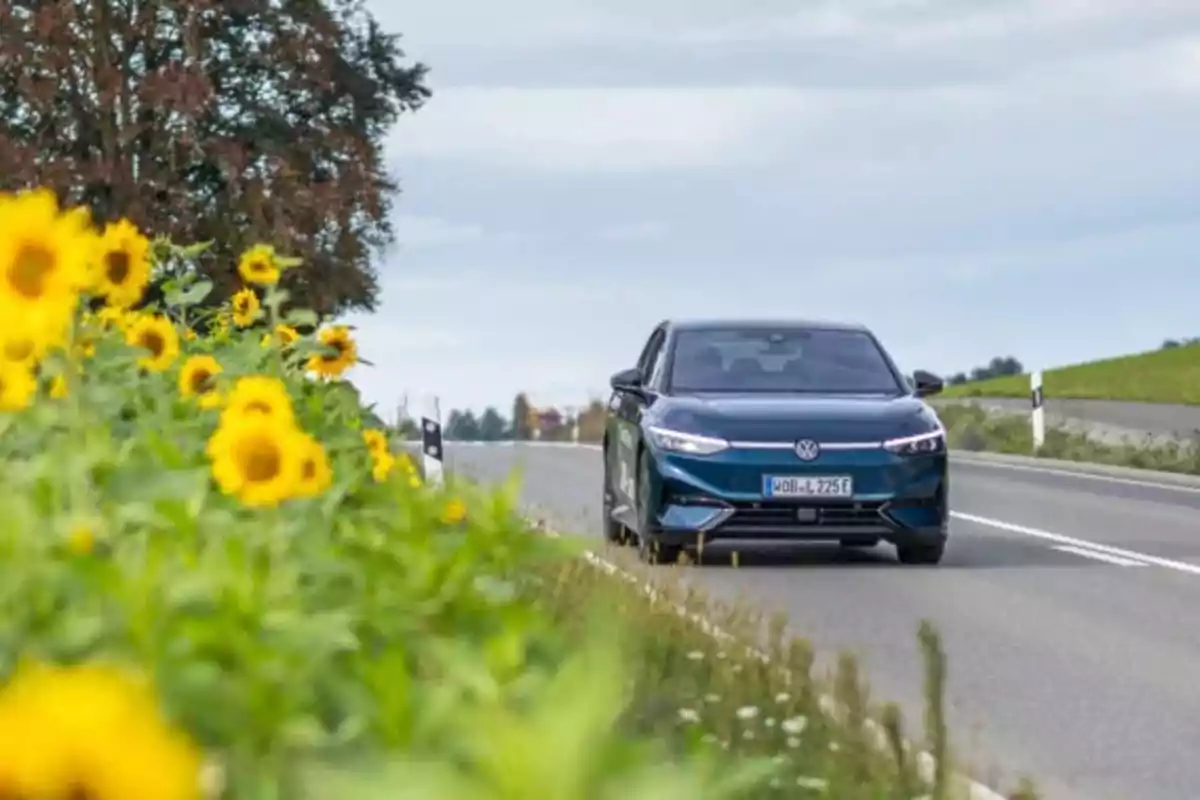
(174, 240), (215, 258)
(165, 279), (214, 307)
(284, 309), (319, 328)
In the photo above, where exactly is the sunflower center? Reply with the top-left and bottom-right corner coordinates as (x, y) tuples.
(61, 782), (95, 800)
(189, 369), (215, 394)
(237, 434), (282, 483)
(9, 241), (55, 300)
(4, 338), (33, 361)
(322, 340), (347, 362)
(138, 330), (165, 357)
(104, 250), (131, 284)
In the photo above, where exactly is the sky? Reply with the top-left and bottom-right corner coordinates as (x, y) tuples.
(343, 0), (1200, 419)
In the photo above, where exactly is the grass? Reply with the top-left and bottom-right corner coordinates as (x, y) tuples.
(940, 342), (1200, 405)
(529, 539), (1043, 800)
(939, 403), (1200, 474)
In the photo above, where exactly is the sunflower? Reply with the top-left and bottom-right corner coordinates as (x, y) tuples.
(49, 373), (68, 399)
(124, 313), (180, 372)
(93, 218), (151, 308)
(66, 522), (95, 555)
(178, 355), (222, 403)
(206, 413), (307, 507)
(260, 323), (299, 349)
(230, 288), (260, 328)
(0, 189), (95, 318)
(0, 661), (203, 800)
(441, 498), (467, 524)
(0, 328), (47, 366)
(218, 374), (295, 425)
(94, 305), (127, 330)
(371, 449), (396, 483)
(361, 428), (389, 456)
(0, 361), (36, 411)
(306, 325), (357, 379)
(296, 433), (332, 498)
(237, 243), (281, 287)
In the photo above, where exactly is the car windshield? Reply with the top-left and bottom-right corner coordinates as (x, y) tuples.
(668, 327), (904, 394)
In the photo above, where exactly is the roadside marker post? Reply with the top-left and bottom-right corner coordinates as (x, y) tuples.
(421, 394), (444, 487)
(565, 404), (580, 443)
(1031, 370), (1045, 451)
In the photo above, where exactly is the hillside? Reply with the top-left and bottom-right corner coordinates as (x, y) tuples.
(941, 342), (1200, 406)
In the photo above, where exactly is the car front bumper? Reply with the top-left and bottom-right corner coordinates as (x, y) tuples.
(645, 443), (948, 546)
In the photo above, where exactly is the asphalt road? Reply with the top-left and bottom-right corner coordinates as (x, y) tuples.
(446, 442), (1200, 800)
(932, 396), (1200, 446)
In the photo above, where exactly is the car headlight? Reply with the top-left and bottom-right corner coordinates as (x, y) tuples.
(883, 429), (945, 455)
(646, 426), (730, 456)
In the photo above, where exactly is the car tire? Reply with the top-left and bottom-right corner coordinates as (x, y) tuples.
(601, 448), (634, 546)
(635, 451), (682, 566)
(895, 540), (945, 565)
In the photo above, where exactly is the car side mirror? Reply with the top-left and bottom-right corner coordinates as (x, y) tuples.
(911, 369), (944, 397)
(610, 367), (643, 393)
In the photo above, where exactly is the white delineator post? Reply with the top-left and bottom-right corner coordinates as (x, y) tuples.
(1030, 370), (1045, 451)
(421, 394), (444, 487)
(566, 405), (580, 443)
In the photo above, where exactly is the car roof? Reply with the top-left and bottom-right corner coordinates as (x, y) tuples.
(664, 318), (871, 333)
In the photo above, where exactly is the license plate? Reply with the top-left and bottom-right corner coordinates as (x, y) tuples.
(763, 475), (853, 498)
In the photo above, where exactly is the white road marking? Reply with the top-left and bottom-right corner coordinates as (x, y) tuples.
(1053, 545), (1148, 567)
(951, 456), (1200, 494)
(951, 511), (1200, 576)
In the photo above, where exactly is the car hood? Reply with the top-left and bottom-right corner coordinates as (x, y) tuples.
(651, 392), (940, 442)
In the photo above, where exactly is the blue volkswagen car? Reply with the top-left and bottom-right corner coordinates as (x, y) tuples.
(602, 319), (949, 566)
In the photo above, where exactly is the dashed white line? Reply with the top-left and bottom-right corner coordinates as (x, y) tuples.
(1053, 545), (1148, 567)
(951, 511), (1200, 576)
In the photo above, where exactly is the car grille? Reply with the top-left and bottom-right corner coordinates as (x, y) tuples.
(721, 500), (887, 530)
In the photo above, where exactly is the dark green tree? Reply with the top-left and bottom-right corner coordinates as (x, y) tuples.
(511, 393), (531, 440)
(445, 409), (480, 441)
(0, 0), (430, 317)
(478, 407), (508, 441)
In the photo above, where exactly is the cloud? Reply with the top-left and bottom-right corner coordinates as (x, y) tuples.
(594, 221), (665, 241)
(391, 214), (484, 248)
(393, 86), (811, 171)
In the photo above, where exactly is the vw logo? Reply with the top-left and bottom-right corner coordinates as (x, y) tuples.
(795, 439), (820, 461)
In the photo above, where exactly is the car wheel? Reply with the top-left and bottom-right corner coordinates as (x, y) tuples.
(635, 451), (682, 566)
(895, 540), (945, 565)
(601, 448), (633, 546)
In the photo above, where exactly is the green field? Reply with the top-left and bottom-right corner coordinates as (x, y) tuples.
(940, 342), (1200, 405)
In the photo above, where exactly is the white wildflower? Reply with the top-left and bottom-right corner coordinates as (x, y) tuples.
(782, 715), (808, 735)
(678, 708), (700, 724)
(735, 705), (759, 720)
(796, 776), (828, 791)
